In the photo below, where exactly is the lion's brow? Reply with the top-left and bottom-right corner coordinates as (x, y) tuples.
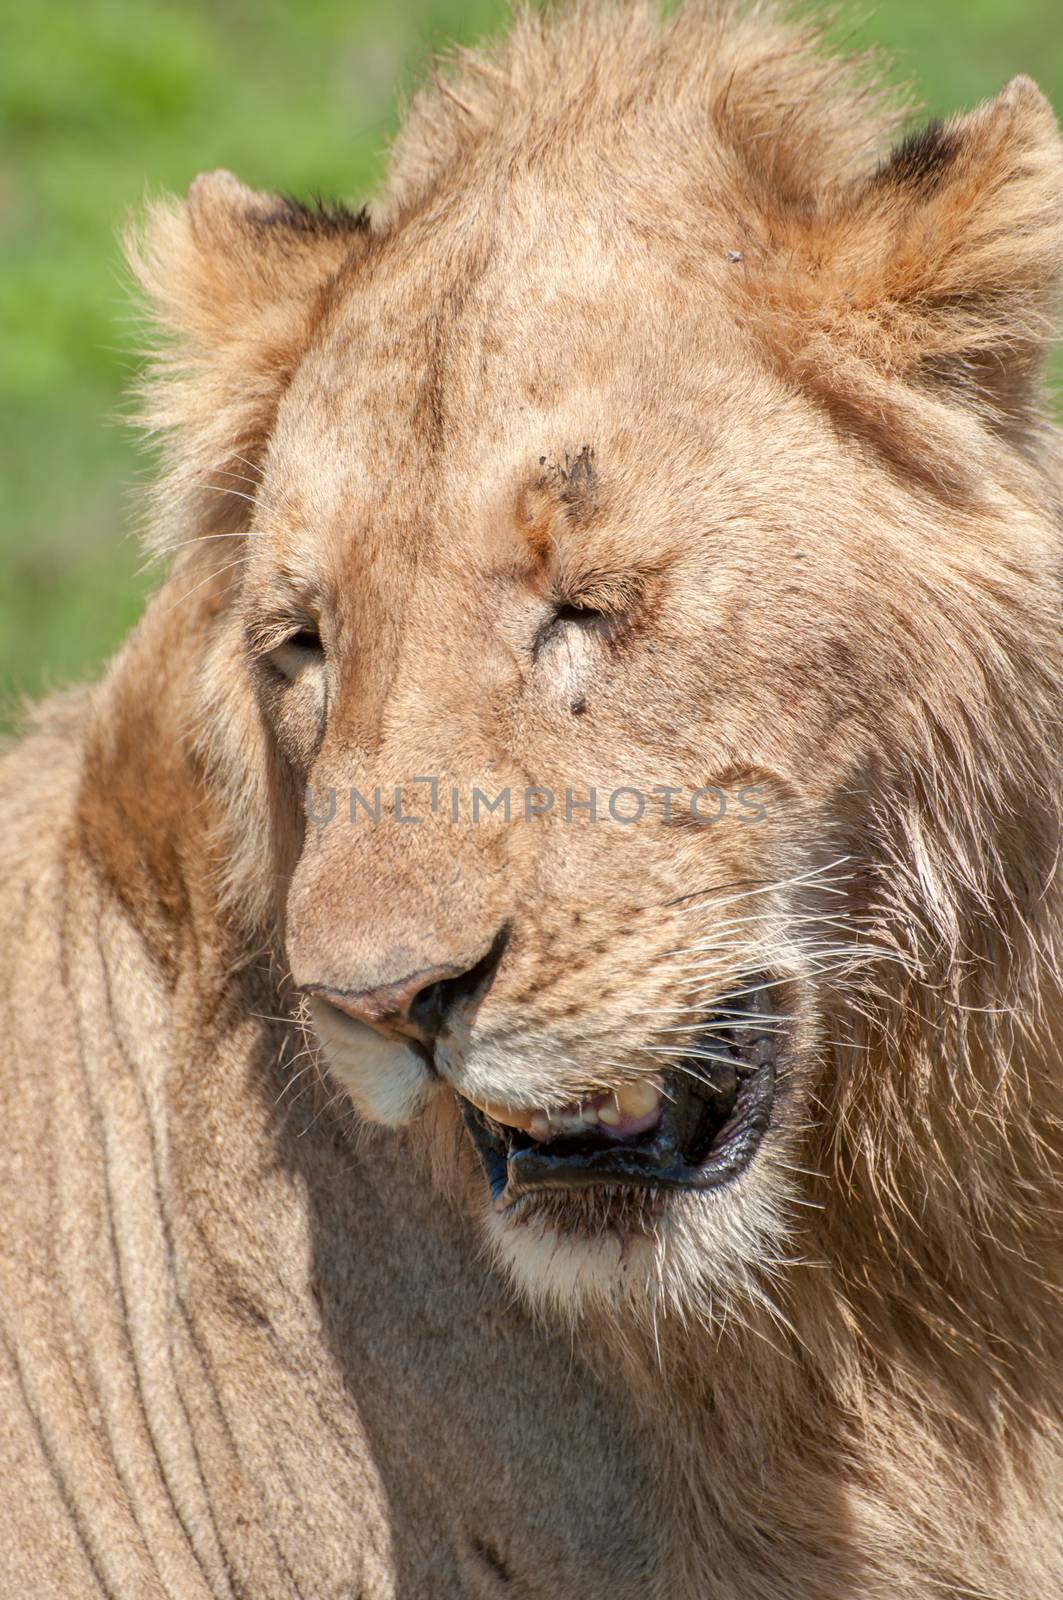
(514, 443), (599, 560)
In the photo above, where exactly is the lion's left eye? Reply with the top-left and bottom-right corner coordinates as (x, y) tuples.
(533, 600), (609, 661)
(552, 601), (607, 627)
(266, 626), (324, 682)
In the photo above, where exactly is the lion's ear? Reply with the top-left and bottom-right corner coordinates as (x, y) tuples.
(127, 170), (368, 551)
(758, 78), (1063, 449)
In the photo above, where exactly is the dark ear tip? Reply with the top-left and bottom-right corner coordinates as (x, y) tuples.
(266, 195), (372, 236)
(877, 119), (958, 194)
(880, 77), (1061, 197)
(185, 172), (368, 239)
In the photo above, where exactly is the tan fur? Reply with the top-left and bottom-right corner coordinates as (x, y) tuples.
(3, 4), (1063, 1594)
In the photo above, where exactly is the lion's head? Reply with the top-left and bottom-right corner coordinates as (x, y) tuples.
(130, 3), (1063, 1334)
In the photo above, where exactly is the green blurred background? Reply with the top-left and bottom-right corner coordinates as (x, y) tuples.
(3, 0), (1062, 724)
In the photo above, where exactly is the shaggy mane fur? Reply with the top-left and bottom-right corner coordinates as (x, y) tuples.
(3, 5), (1063, 1597)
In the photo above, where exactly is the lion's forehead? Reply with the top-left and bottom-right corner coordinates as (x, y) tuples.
(276, 212), (753, 474)
(270, 297), (844, 597)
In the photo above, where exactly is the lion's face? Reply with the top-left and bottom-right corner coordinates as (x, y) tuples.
(134, 16), (1063, 1324)
(274, 342), (819, 1311)
(232, 212), (1008, 1319)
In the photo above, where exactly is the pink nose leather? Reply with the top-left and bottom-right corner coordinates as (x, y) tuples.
(315, 963), (473, 1043)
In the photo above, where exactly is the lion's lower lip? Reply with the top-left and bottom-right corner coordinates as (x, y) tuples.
(458, 985), (779, 1209)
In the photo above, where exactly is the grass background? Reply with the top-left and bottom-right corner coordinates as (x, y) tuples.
(3, 0), (1062, 723)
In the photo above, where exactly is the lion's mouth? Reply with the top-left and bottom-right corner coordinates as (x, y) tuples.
(458, 981), (779, 1212)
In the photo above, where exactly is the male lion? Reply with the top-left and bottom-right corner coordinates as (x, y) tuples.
(3, 3), (1063, 1595)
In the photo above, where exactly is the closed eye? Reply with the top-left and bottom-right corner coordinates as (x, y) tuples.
(532, 600), (611, 660)
(265, 625), (324, 682)
(552, 601), (607, 626)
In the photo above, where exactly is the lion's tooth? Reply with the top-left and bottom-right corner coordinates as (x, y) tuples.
(615, 1080), (661, 1119)
(467, 1083), (660, 1142)
(551, 1110), (584, 1133)
(464, 1093), (536, 1132)
(484, 1100), (521, 1129)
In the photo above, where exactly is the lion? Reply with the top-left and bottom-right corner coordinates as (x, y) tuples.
(3, 3), (1063, 1595)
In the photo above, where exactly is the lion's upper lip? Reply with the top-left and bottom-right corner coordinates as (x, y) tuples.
(457, 983), (780, 1208)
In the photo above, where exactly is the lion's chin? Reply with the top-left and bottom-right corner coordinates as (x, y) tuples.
(480, 1174), (791, 1323)
(456, 983), (786, 1319)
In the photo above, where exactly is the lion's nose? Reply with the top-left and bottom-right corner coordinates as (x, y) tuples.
(309, 929), (507, 1045)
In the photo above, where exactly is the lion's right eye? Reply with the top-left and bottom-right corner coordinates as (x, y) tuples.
(265, 625), (324, 683)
